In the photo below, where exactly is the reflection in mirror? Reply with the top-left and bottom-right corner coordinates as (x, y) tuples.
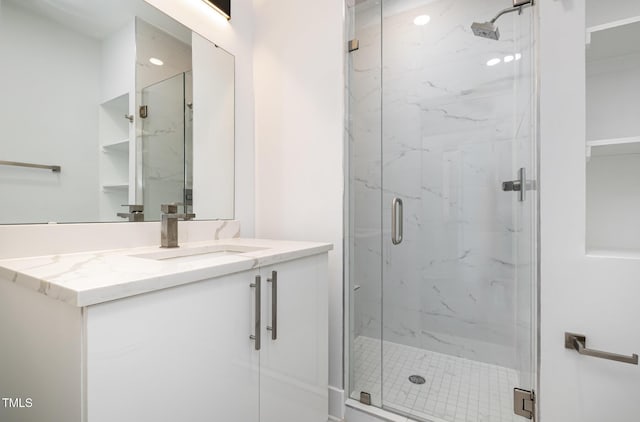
(586, 0), (640, 253)
(0, 0), (234, 225)
(136, 18), (193, 221)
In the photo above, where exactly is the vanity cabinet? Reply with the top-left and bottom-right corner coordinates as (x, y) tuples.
(11, 253), (328, 422)
(259, 258), (329, 422)
(86, 269), (260, 422)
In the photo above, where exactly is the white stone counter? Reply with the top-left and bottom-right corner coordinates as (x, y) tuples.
(0, 238), (332, 307)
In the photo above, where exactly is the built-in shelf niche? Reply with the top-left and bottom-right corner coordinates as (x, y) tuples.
(586, 17), (640, 253)
(586, 136), (640, 159)
(586, 18), (640, 143)
(101, 138), (129, 153)
(98, 93), (131, 219)
(102, 184), (129, 191)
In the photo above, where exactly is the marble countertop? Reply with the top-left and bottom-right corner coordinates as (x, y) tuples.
(0, 238), (332, 307)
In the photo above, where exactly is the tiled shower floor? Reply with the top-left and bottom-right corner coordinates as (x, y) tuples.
(350, 336), (521, 422)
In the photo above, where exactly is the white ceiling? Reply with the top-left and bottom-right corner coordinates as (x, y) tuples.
(9, 0), (191, 42)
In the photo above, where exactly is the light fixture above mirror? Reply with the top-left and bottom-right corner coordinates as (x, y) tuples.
(203, 0), (231, 20)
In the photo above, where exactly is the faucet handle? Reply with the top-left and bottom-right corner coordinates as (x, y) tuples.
(161, 203), (178, 214)
(182, 213), (196, 221)
(122, 204), (144, 213)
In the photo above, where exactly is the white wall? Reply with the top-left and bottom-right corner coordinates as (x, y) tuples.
(145, 0), (255, 236)
(586, 53), (640, 142)
(251, 0), (345, 416)
(0, 0), (101, 224)
(192, 33), (235, 220)
(101, 20), (135, 103)
(540, 0), (640, 420)
(586, 150), (640, 251)
(587, 0), (640, 27)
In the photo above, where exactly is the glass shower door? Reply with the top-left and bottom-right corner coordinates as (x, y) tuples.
(379, 1), (536, 421)
(347, 0), (537, 420)
(140, 73), (187, 220)
(347, 0), (383, 408)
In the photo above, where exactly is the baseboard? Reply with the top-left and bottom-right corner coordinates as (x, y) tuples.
(329, 385), (345, 421)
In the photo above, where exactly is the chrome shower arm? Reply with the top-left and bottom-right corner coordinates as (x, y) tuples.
(490, 5), (525, 24)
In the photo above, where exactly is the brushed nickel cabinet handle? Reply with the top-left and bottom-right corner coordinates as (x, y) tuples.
(249, 276), (261, 350)
(266, 270), (278, 340)
(565, 332), (638, 365)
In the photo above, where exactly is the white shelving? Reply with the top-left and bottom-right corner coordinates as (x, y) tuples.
(101, 184), (129, 191)
(98, 93), (131, 220)
(101, 138), (129, 153)
(586, 14), (640, 253)
(586, 135), (640, 158)
(586, 15), (640, 45)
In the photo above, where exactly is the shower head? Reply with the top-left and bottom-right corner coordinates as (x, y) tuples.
(471, 21), (500, 40)
(471, 0), (533, 40)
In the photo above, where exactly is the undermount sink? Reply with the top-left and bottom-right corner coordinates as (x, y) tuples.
(132, 244), (266, 264)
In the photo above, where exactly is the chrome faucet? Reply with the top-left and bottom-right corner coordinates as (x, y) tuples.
(160, 204), (195, 248)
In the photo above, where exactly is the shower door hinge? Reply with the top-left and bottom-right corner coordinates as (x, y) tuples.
(348, 39), (360, 52)
(514, 388), (535, 420)
(139, 105), (148, 119)
(184, 188), (193, 206)
(359, 391), (371, 405)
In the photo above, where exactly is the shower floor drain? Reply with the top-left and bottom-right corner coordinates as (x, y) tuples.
(408, 375), (426, 385)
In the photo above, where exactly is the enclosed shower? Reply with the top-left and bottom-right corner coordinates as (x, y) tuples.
(139, 71), (193, 221)
(346, 0), (538, 421)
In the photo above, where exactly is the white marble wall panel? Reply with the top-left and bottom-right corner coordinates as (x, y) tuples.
(350, 0), (535, 370)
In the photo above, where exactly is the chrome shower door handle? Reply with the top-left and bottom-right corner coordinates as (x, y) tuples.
(518, 167), (526, 202)
(565, 332), (638, 365)
(392, 197), (403, 245)
(502, 167), (529, 202)
(266, 270), (277, 340)
(250, 276), (261, 350)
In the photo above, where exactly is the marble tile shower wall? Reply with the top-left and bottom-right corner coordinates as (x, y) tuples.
(351, 0), (533, 368)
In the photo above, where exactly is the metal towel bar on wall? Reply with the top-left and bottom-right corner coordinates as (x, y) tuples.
(0, 160), (61, 172)
(565, 332), (638, 365)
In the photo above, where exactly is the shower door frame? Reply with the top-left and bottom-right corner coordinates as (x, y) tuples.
(343, 0), (541, 420)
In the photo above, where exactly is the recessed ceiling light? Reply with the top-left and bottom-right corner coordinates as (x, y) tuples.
(486, 58), (501, 66)
(149, 57), (164, 66)
(414, 15), (431, 26)
(504, 55), (514, 63)
(515, 53), (522, 60)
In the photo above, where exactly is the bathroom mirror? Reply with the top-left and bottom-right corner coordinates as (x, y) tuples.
(0, 0), (235, 224)
(585, 0), (640, 253)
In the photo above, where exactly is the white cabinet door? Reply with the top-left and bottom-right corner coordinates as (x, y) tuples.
(259, 254), (329, 422)
(86, 271), (259, 422)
